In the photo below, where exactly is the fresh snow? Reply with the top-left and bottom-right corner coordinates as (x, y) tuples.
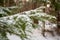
(0, 7), (59, 40)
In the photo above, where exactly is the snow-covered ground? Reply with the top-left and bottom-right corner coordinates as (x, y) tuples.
(0, 7), (59, 40)
(7, 27), (60, 40)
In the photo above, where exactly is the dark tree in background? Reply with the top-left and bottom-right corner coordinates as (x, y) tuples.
(0, 0), (16, 7)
